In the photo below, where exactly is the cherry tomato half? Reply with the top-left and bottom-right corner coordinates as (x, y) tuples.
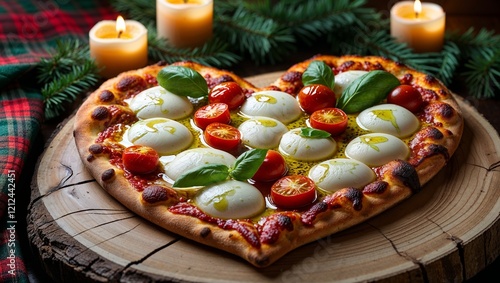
(252, 150), (288, 182)
(297, 84), (336, 114)
(310, 107), (348, 136)
(209, 82), (246, 110)
(193, 103), (231, 130)
(271, 175), (316, 209)
(387, 85), (424, 112)
(122, 145), (159, 174)
(204, 123), (241, 151)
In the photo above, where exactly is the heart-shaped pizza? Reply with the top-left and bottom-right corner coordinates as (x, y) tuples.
(74, 55), (463, 267)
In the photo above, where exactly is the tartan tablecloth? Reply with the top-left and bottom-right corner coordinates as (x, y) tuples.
(0, 1), (118, 281)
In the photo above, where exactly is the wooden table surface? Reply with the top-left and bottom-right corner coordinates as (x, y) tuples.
(25, 3), (499, 282)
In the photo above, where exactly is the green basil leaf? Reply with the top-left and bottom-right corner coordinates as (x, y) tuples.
(300, 127), (331, 139)
(230, 149), (268, 181)
(173, 164), (229, 188)
(336, 70), (400, 113)
(157, 65), (208, 98)
(302, 60), (335, 90)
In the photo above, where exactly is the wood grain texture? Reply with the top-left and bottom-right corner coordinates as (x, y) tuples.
(28, 72), (500, 283)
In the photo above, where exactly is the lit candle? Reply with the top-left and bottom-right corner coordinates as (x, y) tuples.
(89, 16), (148, 78)
(390, 0), (445, 53)
(156, 0), (213, 48)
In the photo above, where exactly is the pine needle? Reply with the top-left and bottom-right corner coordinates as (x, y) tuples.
(148, 28), (241, 68)
(41, 61), (99, 119)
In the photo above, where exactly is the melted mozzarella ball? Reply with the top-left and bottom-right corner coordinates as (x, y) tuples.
(356, 104), (420, 138)
(238, 117), (288, 149)
(308, 158), (375, 192)
(333, 70), (368, 98)
(128, 86), (193, 120)
(345, 133), (409, 166)
(127, 118), (193, 155)
(279, 128), (337, 161)
(164, 148), (236, 181)
(240, 90), (302, 124)
(195, 180), (265, 219)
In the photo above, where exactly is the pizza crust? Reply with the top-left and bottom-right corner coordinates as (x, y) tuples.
(74, 56), (463, 267)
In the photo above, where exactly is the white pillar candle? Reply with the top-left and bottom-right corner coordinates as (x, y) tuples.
(390, 1), (445, 53)
(89, 16), (148, 78)
(156, 0), (213, 48)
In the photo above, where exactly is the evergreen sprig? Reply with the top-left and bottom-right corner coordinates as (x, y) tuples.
(448, 28), (500, 98)
(215, 4), (296, 64)
(147, 28), (240, 67)
(37, 40), (100, 119)
(110, 0), (156, 27)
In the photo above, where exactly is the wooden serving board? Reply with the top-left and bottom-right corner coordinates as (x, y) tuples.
(28, 72), (500, 283)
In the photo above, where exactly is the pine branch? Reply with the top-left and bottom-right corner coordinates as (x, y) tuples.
(462, 47), (500, 98)
(215, 5), (296, 64)
(109, 0), (156, 27)
(435, 41), (461, 85)
(244, 0), (359, 43)
(41, 61), (100, 119)
(148, 28), (241, 68)
(37, 40), (93, 84)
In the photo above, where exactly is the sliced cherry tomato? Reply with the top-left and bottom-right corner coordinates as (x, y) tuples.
(310, 107), (348, 136)
(387, 85), (424, 112)
(122, 145), (159, 174)
(252, 150), (288, 182)
(297, 84), (336, 114)
(271, 175), (316, 209)
(204, 123), (241, 151)
(193, 103), (231, 130)
(209, 82), (246, 110)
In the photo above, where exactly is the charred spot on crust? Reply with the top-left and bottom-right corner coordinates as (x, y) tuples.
(86, 154), (95, 162)
(391, 161), (421, 193)
(395, 61), (406, 67)
(438, 103), (455, 119)
(142, 185), (177, 204)
(101, 168), (115, 182)
(156, 61), (167, 66)
(301, 201), (328, 225)
(424, 74), (436, 84)
(422, 102), (457, 125)
(91, 106), (110, 121)
(425, 127), (444, 140)
(344, 188), (363, 211)
(116, 75), (147, 98)
(277, 214), (294, 231)
(363, 181), (388, 195)
(410, 127), (444, 149)
(282, 71), (302, 83)
(99, 90), (115, 102)
(200, 227), (211, 238)
(253, 256), (270, 267)
(89, 143), (104, 155)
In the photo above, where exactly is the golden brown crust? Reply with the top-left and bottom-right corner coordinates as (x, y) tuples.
(74, 56), (463, 267)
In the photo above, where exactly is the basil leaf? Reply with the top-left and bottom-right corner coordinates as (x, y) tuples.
(173, 164), (229, 188)
(157, 65), (208, 98)
(300, 127), (331, 139)
(230, 149), (268, 181)
(336, 70), (400, 113)
(302, 60), (335, 90)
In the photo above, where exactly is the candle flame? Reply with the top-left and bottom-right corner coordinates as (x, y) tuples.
(116, 16), (126, 38)
(414, 0), (422, 18)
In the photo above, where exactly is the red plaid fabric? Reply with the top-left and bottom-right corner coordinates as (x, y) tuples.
(0, 1), (118, 282)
